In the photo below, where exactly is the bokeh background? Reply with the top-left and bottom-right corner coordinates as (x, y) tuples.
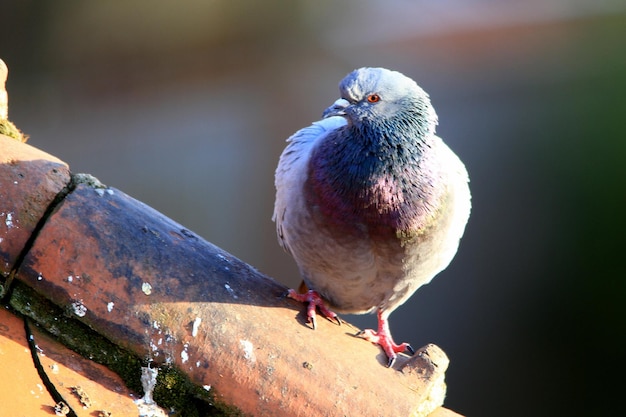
(2, 1), (625, 415)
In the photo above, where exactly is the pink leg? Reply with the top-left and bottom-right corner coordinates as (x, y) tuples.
(356, 310), (415, 367)
(286, 289), (340, 329)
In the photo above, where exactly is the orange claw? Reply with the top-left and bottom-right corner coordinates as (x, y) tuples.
(286, 289), (340, 329)
(356, 310), (414, 367)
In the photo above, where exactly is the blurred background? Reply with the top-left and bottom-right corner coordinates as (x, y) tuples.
(2, 1), (625, 415)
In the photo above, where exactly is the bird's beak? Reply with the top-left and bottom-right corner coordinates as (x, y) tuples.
(322, 98), (350, 118)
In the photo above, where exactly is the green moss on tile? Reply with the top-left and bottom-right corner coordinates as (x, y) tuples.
(3, 280), (247, 416)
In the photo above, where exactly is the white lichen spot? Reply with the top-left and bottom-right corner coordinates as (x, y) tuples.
(181, 343), (190, 363)
(107, 301), (114, 312)
(71, 300), (87, 317)
(135, 399), (168, 417)
(203, 385), (211, 392)
(4, 212), (14, 228)
(191, 317), (202, 337)
(224, 283), (238, 299)
(142, 366), (158, 400)
(142, 282), (152, 295)
(240, 339), (256, 363)
(67, 275), (73, 283)
(49, 363), (59, 374)
(196, 361), (201, 368)
(0, 237), (3, 244)
(37, 273), (43, 281)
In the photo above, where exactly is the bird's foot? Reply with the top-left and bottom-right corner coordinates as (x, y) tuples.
(355, 329), (414, 367)
(355, 311), (414, 367)
(285, 289), (341, 329)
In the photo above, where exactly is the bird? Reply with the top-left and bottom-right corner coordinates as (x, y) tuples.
(273, 67), (471, 367)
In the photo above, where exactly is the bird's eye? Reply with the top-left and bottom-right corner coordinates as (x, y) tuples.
(367, 94), (381, 103)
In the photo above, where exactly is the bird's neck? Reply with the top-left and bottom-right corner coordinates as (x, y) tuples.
(306, 123), (440, 235)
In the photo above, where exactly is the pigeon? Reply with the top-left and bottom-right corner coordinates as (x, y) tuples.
(273, 67), (471, 367)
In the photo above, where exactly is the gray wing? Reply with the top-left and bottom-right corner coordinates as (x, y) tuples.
(273, 116), (347, 254)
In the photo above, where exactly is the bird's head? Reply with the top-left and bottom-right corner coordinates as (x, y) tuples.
(323, 67), (438, 139)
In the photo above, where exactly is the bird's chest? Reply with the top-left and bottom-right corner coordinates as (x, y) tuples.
(304, 140), (442, 240)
